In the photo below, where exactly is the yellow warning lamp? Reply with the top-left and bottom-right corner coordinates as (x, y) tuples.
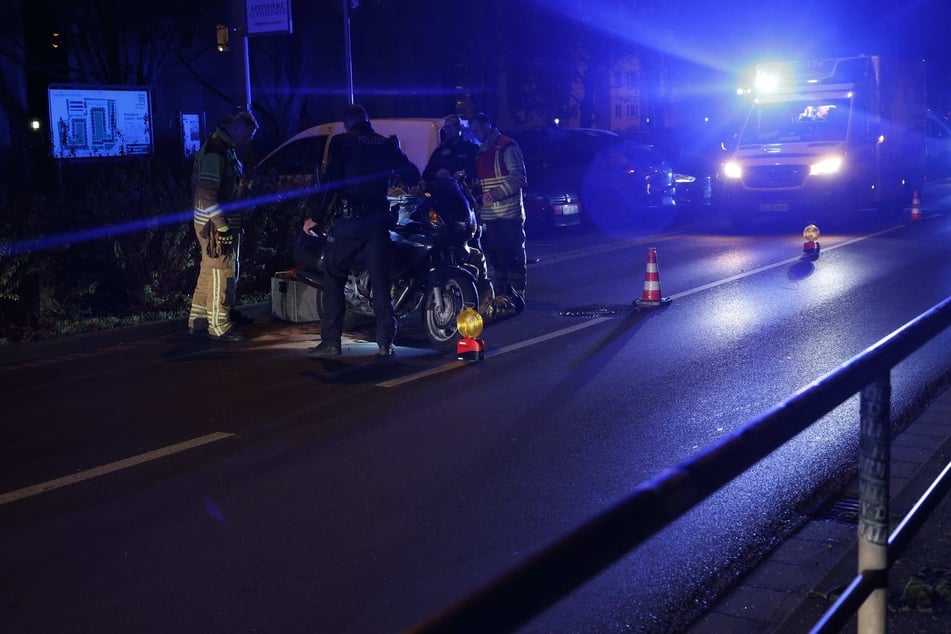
(457, 307), (483, 339)
(802, 224), (820, 259)
(456, 307), (485, 362)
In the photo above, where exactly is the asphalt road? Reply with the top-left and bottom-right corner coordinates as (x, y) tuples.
(3, 190), (951, 633)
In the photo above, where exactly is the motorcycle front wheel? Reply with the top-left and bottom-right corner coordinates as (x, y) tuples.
(423, 272), (478, 351)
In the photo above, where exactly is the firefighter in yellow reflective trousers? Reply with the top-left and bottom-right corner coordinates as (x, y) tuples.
(187, 111), (258, 342)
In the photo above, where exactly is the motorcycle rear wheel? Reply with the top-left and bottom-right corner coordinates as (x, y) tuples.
(423, 273), (478, 351)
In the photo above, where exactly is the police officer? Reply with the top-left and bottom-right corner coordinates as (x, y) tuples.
(303, 105), (420, 358)
(421, 114), (479, 184)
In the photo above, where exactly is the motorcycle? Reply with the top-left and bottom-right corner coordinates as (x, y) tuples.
(292, 178), (492, 352)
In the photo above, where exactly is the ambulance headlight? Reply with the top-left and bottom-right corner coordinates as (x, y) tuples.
(755, 70), (779, 93)
(723, 161), (743, 179)
(810, 155), (843, 176)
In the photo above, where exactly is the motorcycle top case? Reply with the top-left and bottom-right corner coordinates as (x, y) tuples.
(271, 272), (320, 323)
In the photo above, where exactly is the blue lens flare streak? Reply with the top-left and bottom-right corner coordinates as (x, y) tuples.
(0, 170), (398, 258)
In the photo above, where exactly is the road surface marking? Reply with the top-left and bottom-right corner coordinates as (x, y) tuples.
(0, 432), (235, 506)
(668, 225), (901, 300)
(377, 224), (904, 388)
(378, 319), (612, 387)
(529, 233), (678, 268)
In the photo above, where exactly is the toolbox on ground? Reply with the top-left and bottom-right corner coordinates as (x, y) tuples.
(271, 272), (320, 322)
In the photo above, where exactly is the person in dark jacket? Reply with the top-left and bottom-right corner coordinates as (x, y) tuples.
(421, 114), (479, 184)
(187, 111), (258, 342)
(303, 105), (420, 358)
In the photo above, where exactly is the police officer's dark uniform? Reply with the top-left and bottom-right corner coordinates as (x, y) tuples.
(421, 117), (479, 184)
(305, 106), (419, 358)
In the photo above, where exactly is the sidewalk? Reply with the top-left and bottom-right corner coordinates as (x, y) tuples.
(688, 387), (951, 633)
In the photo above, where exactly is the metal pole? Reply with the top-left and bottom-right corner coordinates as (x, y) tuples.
(241, 32), (252, 112)
(231, 0), (252, 113)
(857, 375), (891, 633)
(343, 0), (354, 104)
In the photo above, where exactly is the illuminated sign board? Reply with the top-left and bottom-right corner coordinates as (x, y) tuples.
(181, 113), (204, 157)
(247, 0), (293, 35)
(48, 85), (153, 159)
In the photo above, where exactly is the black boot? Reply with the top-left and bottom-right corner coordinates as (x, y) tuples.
(230, 309), (254, 326)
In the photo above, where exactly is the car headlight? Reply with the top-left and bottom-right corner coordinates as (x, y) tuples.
(809, 155), (843, 176)
(723, 161), (742, 179)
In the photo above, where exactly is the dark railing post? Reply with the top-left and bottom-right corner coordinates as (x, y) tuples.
(857, 375), (891, 632)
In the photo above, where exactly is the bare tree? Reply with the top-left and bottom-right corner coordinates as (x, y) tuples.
(0, 0), (28, 181)
(248, 1), (344, 144)
(51, 0), (198, 85)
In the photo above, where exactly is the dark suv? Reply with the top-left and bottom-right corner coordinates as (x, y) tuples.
(513, 126), (694, 234)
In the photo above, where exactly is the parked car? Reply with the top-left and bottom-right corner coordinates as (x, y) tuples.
(512, 127), (610, 233)
(513, 126), (712, 235)
(926, 109), (951, 178)
(256, 118), (443, 183)
(251, 117), (451, 230)
(581, 137), (679, 231)
(645, 125), (730, 213)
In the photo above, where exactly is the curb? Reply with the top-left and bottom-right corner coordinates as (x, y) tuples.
(0, 302), (271, 366)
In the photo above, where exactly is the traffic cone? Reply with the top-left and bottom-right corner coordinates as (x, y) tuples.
(634, 247), (671, 308)
(910, 190), (922, 221)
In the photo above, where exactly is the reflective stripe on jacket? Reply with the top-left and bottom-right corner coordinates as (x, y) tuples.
(476, 130), (526, 222)
(192, 127), (243, 231)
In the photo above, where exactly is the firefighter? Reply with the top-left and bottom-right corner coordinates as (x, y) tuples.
(469, 112), (528, 318)
(187, 111), (258, 341)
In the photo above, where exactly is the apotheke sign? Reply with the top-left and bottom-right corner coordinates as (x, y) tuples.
(246, 0), (292, 36)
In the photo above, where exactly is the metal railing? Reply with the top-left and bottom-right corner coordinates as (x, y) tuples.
(813, 457), (951, 632)
(410, 295), (951, 633)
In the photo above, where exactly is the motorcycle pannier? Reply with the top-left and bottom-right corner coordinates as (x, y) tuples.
(271, 272), (320, 323)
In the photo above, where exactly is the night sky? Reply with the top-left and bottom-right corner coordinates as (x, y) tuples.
(543, 0), (943, 66)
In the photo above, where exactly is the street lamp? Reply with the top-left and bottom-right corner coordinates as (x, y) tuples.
(217, 24), (230, 52)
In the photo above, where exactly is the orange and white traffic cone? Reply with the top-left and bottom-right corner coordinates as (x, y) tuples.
(910, 190), (922, 221)
(634, 247), (671, 308)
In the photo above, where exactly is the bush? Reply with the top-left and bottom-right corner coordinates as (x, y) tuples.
(0, 159), (302, 346)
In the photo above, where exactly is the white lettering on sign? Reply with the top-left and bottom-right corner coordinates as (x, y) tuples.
(246, 0), (293, 35)
(249, 2), (286, 17)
